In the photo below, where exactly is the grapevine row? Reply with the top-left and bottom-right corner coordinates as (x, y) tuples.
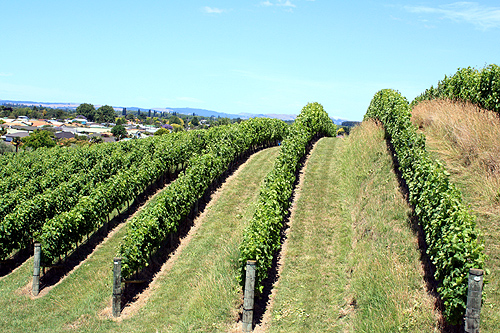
(412, 63), (500, 113)
(0, 142), (114, 196)
(365, 89), (486, 324)
(238, 102), (336, 293)
(38, 131), (206, 264)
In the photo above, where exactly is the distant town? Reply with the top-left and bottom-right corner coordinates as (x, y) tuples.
(0, 102), (244, 153)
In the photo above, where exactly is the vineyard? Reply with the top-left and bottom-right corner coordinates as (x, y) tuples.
(0, 64), (499, 332)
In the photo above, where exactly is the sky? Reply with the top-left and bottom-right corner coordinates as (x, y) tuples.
(1, 1), (499, 121)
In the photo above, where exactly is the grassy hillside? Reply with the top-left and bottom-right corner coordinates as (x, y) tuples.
(412, 99), (500, 332)
(264, 122), (439, 332)
(4, 106), (490, 331)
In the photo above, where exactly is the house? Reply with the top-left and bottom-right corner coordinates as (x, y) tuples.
(30, 120), (51, 127)
(54, 131), (75, 140)
(10, 125), (38, 133)
(4, 131), (30, 142)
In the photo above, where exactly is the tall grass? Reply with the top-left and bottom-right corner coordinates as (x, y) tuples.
(412, 99), (500, 214)
(412, 99), (500, 332)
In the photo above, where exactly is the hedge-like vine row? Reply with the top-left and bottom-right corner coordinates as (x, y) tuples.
(118, 118), (288, 279)
(412, 63), (500, 113)
(365, 89), (486, 324)
(0, 141), (118, 197)
(37, 132), (206, 264)
(0, 152), (133, 260)
(238, 102), (336, 293)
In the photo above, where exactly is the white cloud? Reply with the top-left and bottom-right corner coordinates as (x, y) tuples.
(203, 6), (225, 14)
(261, 0), (296, 9)
(405, 2), (500, 30)
(277, 0), (296, 8)
(0, 73), (13, 77)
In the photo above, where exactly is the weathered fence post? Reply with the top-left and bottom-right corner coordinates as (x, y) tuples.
(242, 260), (256, 332)
(465, 268), (484, 333)
(112, 258), (122, 317)
(32, 243), (41, 296)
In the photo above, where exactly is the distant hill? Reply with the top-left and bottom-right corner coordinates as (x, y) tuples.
(0, 99), (80, 109)
(0, 99), (352, 124)
(331, 118), (349, 126)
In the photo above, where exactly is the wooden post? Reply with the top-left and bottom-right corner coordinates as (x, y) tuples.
(242, 260), (256, 332)
(32, 243), (41, 296)
(465, 268), (484, 333)
(112, 258), (122, 317)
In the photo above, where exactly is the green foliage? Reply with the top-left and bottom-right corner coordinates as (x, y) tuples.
(171, 123), (184, 132)
(191, 116), (200, 126)
(90, 136), (103, 144)
(169, 115), (183, 126)
(22, 130), (56, 150)
(238, 102), (336, 294)
(0, 141), (14, 154)
(76, 103), (96, 122)
(0, 131), (205, 261)
(36, 131), (207, 264)
(212, 117), (231, 126)
(119, 117), (288, 278)
(111, 124), (127, 140)
(0, 105), (71, 119)
(115, 117), (127, 126)
(412, 64), (500, 113)
(154, 128), (169, 136)
(365, 89), (486, 324)
(96, 105), (116, 123)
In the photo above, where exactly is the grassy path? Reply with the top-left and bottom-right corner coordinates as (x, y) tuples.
(266, 122), (439, 332)
(1, 147), (279, 332)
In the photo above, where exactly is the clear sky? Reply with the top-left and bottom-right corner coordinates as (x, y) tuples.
(1, 1), (499, 121)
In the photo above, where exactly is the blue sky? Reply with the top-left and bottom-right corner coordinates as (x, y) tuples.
(1, 1), (499, 121)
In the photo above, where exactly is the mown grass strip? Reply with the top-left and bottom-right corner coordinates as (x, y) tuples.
(268, 123), (439, 332)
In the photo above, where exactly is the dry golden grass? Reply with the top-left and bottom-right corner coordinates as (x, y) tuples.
(412, 99), (500, 332)
(412, 99), (500, 215)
